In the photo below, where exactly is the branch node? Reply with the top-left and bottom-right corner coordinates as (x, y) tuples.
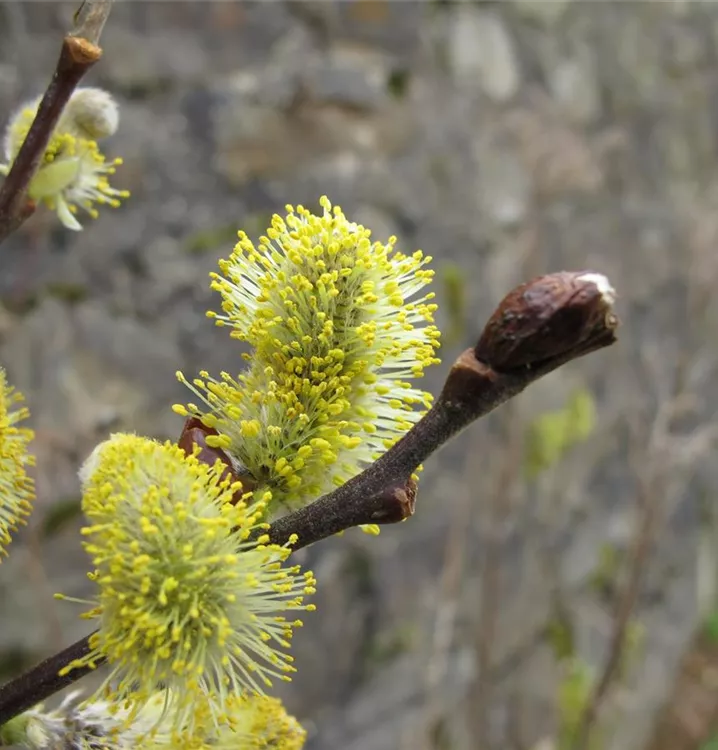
(65, 35), (102, 65)
(439, 349), (498, 410)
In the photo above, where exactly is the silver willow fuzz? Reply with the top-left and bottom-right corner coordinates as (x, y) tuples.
(2, 690), (180, 750)
(0, 368), (34, 558)
(3, 690), (306, 750)
(222, 694), (306, 750)
(175, 196), (441, 516)
(60, 434), (316, 735)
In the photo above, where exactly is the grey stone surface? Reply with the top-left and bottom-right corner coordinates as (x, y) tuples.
(512, 0), (573, 28)
(449, 6), (521, 101)
(0, 2), (717, 749)
(548, 53), (601, 125)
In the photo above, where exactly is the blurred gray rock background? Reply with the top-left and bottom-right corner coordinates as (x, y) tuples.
(1, 2), (718, 749)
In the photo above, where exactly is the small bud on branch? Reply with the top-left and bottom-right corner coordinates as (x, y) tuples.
(474, 271), (617, 372)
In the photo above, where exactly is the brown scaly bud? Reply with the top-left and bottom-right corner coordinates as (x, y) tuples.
(437, 271), (618, 434)
(474, 271), (619, 372)
(177, 417), (257, 502)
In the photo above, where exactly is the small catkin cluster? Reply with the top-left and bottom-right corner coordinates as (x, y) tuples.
(62, 434), (315, 742)
(51, 196), (444, 747)
(0, 87), (128, 230)
(0, 368), (34, 559)
(175, 196), (441, 516)
(1, 690), (305, 750)
(217, 694), (307, 750)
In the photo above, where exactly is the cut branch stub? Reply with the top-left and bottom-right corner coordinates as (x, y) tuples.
(64, 35), (102, 66)
(368, 477), (418, 524)
(70, 0), (113, 46)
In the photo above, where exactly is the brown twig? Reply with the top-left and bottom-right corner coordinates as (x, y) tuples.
(470, 406), (522, 748)
(0, 637), (95, 725)
(70, 0), (113, 46)
(0, 270), (619, 726)
(571, 472), (658, 750)
(571, 393), (673, 750)
(419, 431), (479, 750)
(0, 0), (112, 245)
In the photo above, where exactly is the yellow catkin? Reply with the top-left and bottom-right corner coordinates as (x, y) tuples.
(0, 368), (34, 558)
(62, 434), (315, 740)
(176, 197), (441, 517)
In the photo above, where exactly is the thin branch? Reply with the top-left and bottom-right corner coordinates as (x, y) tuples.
(70, 0), (113, 45)
(570, 473), (658, 750)
(571, 303), (710, 750)
(0, 637), (95, 723)
(470, 407), (522, 747)
(420, 432), (477, 749)
(267, 340), (615, 549)
(0, 270), (619, 725)
(0, 1), (112, 245)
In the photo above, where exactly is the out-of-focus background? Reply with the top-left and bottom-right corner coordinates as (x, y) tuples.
(1, 2), (718, 749)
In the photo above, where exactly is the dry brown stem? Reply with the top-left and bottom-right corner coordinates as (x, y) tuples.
(70, 0), (113, 45)
(571, 471), (659, 750)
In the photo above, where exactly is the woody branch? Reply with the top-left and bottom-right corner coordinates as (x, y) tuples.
(0, 269), (619, 725)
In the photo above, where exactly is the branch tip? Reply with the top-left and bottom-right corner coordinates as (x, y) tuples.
(70, 0), (113, 46)
(474, 270), (619, 373)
